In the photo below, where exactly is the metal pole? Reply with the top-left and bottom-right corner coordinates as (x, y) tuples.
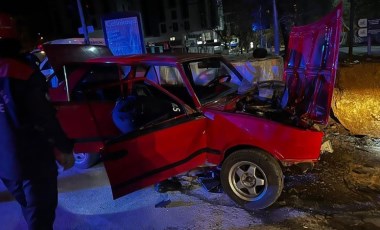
(348, 0), (355, 60)
(368, 35), (372, 56)
(272, 0), (280, 55)
(259, 5), (264, 48)
(77, 0), (90, 44)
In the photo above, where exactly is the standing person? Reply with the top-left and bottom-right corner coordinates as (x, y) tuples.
(0, 12), (75, 229)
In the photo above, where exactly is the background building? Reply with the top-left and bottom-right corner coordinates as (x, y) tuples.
(43, 0), (224, 53)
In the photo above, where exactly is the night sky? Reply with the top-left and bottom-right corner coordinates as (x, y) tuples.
(1, 0), (52, 48)
(1, 1), (51, 31)
(1, 0), (342, 50)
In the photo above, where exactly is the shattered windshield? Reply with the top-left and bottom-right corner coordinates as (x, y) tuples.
(183, 58), (245, 104)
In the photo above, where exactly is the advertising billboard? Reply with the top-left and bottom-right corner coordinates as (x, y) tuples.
(102, 12), (146, 56)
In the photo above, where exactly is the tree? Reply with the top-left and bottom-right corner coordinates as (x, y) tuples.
(223, 0), (272, 53)
(276, 0), (335, 53)
(223, 0), (338, 54)
(354, 0), (380, 19)
(223, 0), (254, 53)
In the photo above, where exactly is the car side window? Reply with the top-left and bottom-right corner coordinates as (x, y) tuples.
(150, 65), (195, 107)
(112, 80), (185, 134)
(71, 64), (121, 101)
(157, 66), (184, 86)
(46, 63), (69, 90)
(183, 59), (242, 104)
(136, 65), (148, 78)
(146, 66), (159, 83)
(81, 64), (119, 84)
(120, 65), (132, 79)
(123, 64), (153, 80)
(80, 83), (121, 102)
(189, 60), (240, 86)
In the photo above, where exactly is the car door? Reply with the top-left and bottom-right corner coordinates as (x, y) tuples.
(49, 63), (122, 153)
(54, 102), (104, 153)
(101, 80), (208, 199)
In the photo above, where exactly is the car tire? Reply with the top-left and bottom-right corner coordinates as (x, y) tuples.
(74, 153), (100, 169)
(221, 149), (283, 210)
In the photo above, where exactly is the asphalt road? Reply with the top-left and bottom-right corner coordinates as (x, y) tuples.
(0, 163), (262, 230)
(2, 146), (380, 230)
(1, 155), (380, 230)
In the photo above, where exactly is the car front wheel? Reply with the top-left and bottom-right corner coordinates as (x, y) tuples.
(221, 149), (283, 210)
(74, 153), (100, 169)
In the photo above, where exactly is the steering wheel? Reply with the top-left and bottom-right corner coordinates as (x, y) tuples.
(255, 80), (286, 106)
(257, 80), (285, 90)
(205, 74), (232, 87)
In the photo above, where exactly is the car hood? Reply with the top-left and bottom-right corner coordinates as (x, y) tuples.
(283, 2), (342, 125)
(42, 44), (113, 72)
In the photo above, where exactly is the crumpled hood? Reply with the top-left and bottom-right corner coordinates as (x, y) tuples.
(283, 3), (342, 125)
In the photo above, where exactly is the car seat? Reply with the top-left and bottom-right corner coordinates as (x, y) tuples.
(112, 96), (138, 134)
(112, 84), (156, 133)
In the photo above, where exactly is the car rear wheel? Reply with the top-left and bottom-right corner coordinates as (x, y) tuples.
(221, 149), (283, 210)
(74, 153), (100, 169)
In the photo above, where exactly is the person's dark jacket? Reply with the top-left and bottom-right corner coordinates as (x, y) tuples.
(0, 57), (73, 180)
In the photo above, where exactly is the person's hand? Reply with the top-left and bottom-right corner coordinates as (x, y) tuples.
(55, 151), (75, 170)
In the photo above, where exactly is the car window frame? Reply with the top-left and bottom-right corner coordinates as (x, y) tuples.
(47, 62), (124, 102)
(113, 77), (199, 136)
(181, 57), (244, 105)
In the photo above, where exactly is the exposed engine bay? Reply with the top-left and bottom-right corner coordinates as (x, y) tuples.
(234, 80), (303, 128)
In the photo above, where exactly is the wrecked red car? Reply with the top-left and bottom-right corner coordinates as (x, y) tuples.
(45, 4), (342, 209)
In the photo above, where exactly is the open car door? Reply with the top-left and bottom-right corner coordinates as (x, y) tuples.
(101, 79), (208, 199)
(49, 63), (123, 153)
(43, 44), (116, 152)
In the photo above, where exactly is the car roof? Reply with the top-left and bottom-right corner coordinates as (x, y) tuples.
(88, 53), (223, 65)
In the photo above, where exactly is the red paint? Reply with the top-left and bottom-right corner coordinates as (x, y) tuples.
(284, 2), (342, 125)
(45, 4), (342, 200)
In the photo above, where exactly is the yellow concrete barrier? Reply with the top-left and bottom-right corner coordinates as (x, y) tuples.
(332, 62), (380, 137)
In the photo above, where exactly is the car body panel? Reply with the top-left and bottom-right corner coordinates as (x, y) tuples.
(202, 109), (323, 164)
(41, 4), (341, 202)
(102, 116), (208, 198)
(54, 102), (100, 139)
(54, 101), (120, 153)
(88, 102), (121, 137)
(284, 3), (342, 125)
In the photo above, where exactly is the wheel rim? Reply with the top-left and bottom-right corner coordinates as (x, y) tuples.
(228, 161), (268, 201)
(74, 153), (88, 164)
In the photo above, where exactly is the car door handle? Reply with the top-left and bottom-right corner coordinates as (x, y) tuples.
(101, 150), (128, 161)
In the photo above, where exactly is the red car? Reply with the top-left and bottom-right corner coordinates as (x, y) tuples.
(44, 4), (342, 209)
